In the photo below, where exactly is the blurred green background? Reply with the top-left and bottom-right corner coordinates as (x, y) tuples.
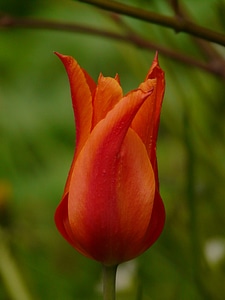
(0, 0), (225, 299)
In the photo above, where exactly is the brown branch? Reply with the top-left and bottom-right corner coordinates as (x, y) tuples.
(0, 13), (224, 78)
(77, 0), (225, 46)
(109, 13), (225, 78)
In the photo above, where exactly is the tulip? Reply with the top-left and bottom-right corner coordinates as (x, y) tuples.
(55, 52), (165, 267)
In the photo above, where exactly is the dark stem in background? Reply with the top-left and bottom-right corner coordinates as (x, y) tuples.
(168, 1), (225, 77)
(183, 113), (212, 300)
(0, 13), (225, 78)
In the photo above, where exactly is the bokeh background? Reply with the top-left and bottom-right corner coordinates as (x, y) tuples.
(0, 0), (225, 299)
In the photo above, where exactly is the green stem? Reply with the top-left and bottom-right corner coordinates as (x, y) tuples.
(102, 264), (118, 300)
(77, 0), (225, 46)
(183, 113), (211, 300)
(184, 114), (199, 274)
(0, 228), (33, 300)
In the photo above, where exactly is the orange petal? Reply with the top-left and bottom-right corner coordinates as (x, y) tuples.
(81, 68), (96, 97)
(92, 74), (123, 127)
(114, 73), (120, 84)
(55, 53), (96, 198)
(131, 54), (165, 187)
(145, 53), (165, 154)
(67, 88), (153, 264)
(55, 52), (94, 159)
(132, 54), (165, 156)
(131, 78), (157, 150)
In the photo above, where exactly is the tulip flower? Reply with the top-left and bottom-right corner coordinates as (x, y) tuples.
(55, 52), (165, 267)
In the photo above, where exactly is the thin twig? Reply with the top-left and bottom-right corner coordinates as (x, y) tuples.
(77, 0), (225, 46)
(109, 13), (225, 78)
(167, 1), (225, 76)
(170, 0), (181, 17)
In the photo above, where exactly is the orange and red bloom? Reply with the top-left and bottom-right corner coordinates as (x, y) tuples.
(55, 52), (165, 266)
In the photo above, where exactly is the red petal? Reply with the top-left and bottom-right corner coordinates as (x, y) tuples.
(142, 190), (165, 251)
(67, 88), (153, 264)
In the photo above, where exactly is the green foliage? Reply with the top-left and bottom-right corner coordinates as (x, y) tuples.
(0, 0), (41, 16)
(0, 0), (225, 299)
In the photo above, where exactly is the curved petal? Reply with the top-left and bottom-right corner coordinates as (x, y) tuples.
(108, 129), (155, 263)
(131, 55), (165, 187)
(131, 78), (157, 152)
(55, 53), (96, 200)
(142, 190), (165, 252)
(92, 74), (123, 127)
(81, 68), (96, 97)
(145, 53), (165, 162)
(67, 88), (153, 265)
(54, 194), (95, 260)
(55, 195), (71, 244)
(132, 55), (165, 158)
(55, 52), (94, 159)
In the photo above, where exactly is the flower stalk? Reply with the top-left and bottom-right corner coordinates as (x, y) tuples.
(102, 265), (118, 300)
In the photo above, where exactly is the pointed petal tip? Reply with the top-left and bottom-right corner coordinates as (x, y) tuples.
(54, 52), (78, 67)
(114, 73), (120, 84)
(152, 51), (161, 67)
(54, 51), (65, 60)
(145, 52), (165, 81)
(54, 51), (69, 65)
(154, 51), (159, 61)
